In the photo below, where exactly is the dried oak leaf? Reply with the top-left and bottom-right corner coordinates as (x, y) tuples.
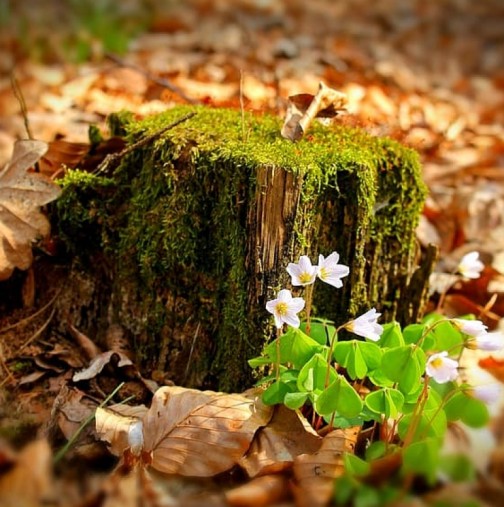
(96, 386), (273, 477)
(0, 139), (61, 280)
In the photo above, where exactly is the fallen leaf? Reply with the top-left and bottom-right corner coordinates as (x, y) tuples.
(72, 350), (134, 382)
(96, 386), (273, 477)
(0, 139), (61, 280)
(239, 404), (322, 478)
(0, 439), (53, 507)
(225, 474), (290, 507)
(292, 426), (360, 507)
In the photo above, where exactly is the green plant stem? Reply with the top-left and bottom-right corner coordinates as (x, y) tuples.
(402, 377), (430, 448)
(416, 319), (446, 348)
(275, 327), (283, 381)
(323, 325), (343, 389)
(304, 284), (315, 335)
(53, 382), (125, 465)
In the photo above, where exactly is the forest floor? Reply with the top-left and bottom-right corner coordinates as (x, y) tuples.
(0, 0), (504, 505)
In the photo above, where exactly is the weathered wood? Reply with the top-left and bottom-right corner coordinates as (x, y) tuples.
(53, 105), (431, 391)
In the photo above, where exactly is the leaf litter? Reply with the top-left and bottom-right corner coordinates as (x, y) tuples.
(1, 0), (504, 505)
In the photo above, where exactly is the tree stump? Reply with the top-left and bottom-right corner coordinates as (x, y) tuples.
(53, 105), (434, 391)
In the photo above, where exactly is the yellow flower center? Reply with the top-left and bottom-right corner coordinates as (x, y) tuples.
(276, 302), (288, 316)
(299, 272), (312, 284)
(318, 267), (327, 279)
(430, 357), (443, 369)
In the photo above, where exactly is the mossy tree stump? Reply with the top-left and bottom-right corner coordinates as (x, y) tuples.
(54, 105), (433, 391)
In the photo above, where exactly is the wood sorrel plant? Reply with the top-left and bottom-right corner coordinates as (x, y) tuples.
(249, 250), (503, 498)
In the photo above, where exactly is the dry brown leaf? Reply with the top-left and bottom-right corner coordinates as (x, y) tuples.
(96, 386), (273, 477)
(0, 439), (53, 507)
(72, 350), (134, 382)
(292, 426), (360, 507)
(225, 474), (290, 507)
(281, 82), (347, 141)
(239, 404), (322, 478)
(0, 139), (61, 280)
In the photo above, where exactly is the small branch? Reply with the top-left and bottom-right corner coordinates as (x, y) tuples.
(105, 52), (198, 105)
(94, 111), (197, 175)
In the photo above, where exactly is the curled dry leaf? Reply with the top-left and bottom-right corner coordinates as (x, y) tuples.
(96, 385), (273, 477)
(72, 351), (134, 382)
(281, 82), (348, 141)
(0, 139), (61, 280)
(239, 404), (322, 478)
(292, 426), (360, 507)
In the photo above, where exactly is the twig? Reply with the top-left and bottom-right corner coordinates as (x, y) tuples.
(94, 111), (197, 174)
(0, 289), (61, 335)
(11, 72), (34, 140)
(105, 52), (198, 104)
(53, 381), (125, 465)
(18, 306), (56, 355)
(183, 321), (201, 384)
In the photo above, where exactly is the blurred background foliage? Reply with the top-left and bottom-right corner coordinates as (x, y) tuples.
(0, 0), (177, 64)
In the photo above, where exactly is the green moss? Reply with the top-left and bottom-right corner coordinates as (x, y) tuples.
(54, 105), (427, 391)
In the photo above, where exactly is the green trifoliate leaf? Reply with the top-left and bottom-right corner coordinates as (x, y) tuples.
(365, 388), (404, 419)
(443, 391), (490, 428)
(284, 391), (309, 410)
(300, 318), (336, 346)
(315, 375), (363, 418)
(381, 345), (426, 394)
(403, 438), (441, 485)
(344, 453), (370, 477)
(261, 327), (325, 369)
(403, 323), (436, 351)
(378, 321), (405, 348)
(262, 380), (292, 405)
(333, 340), (382, 380)
(297, 353), (335, 393)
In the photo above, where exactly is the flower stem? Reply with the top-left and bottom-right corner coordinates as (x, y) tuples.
(324, 325), (343, 389)
(304, 283), (314, 335)
(275, 327), (283, 381)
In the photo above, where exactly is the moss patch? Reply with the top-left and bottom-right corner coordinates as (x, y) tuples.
(55, 105), (427, 391)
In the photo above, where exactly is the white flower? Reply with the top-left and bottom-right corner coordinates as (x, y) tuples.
(451, 318), (488, 337)
(457, 251), (484, 279)
(344, 308), (383, 341)
(471, 384), (502, 405)
(426, 351), (459, 383)
(266, 289), (305, 329)
(287, 255), (317, 286)
(468, 332), (504, 351)
(317, 252), (349, 288)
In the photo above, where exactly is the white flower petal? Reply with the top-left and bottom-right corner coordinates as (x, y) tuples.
(474, 332), (504, 351)
(472, 384), (502, 404)
(451, 318), (488, 337)
(345, 308), (383, 341)
(266, 289), (305, 329)
(457, 251), (484, 279)
(426, 351), (459, 384)
(287, 256), (317, 286)
(317, 251), (349, 288)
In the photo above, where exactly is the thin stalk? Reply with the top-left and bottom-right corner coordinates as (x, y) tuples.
(304, 284), (314, 336)
(275, 327), (283, 381)
(53, 382), (125, 465)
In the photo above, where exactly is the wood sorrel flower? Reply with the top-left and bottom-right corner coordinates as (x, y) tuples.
(451, 318), (488, 337)
(316, 252), (349, 288)
(457, 251), (484, 279)
(471, 384), (502, 404)
(344, 308), (383, 341)
(467, 331), (504, 351)
(287, 255), (317, 286)
(266, 289), (305, 329)
(426, 351), (459, 383)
